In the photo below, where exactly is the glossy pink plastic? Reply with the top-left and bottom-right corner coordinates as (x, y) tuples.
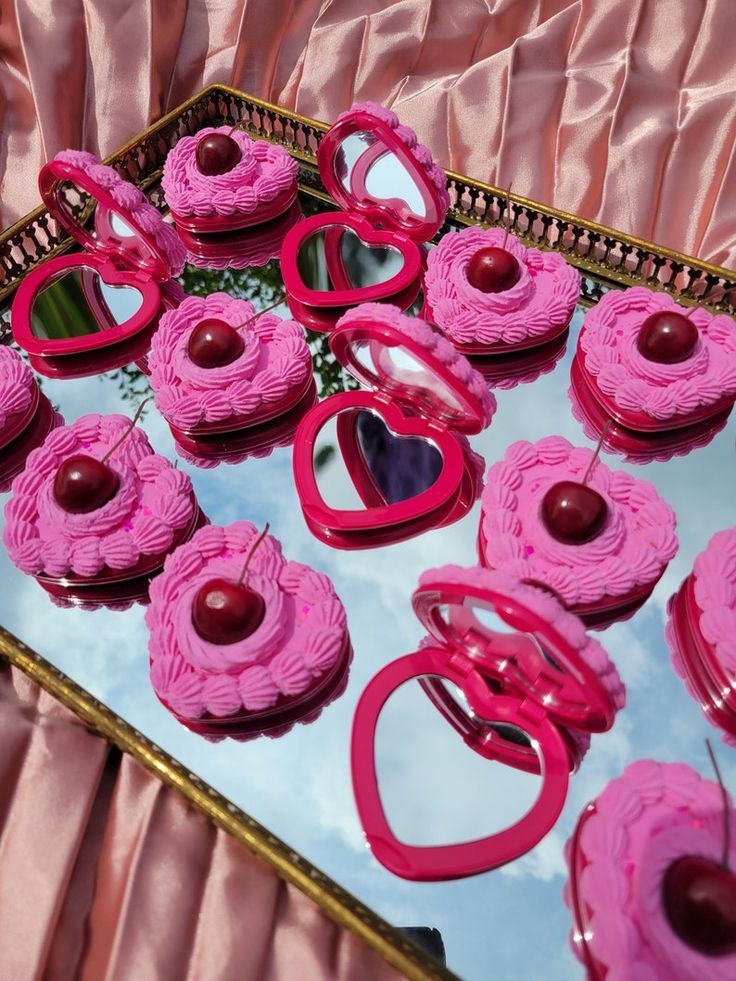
(280, 104), (448, 331)
(350, 570), (620, 881)
(292, 306), (492, 549)
(12, 157), (176, 359)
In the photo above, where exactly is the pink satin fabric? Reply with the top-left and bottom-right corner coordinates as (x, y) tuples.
(1, 1), (735, 267)
(0, 663), (401, 981)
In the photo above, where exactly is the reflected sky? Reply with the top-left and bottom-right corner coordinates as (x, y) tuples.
(2, 212), (736, 981)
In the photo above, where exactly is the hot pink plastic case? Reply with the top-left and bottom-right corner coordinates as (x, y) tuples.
(350, 566), (623, 881)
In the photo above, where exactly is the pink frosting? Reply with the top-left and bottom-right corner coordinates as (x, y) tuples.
(424, 226), (580, 347)
(336, 302), (496, 427)
(54, 150), (185, 277)
(338, 102), (451, 221)
(162, 127), (298, 219)
(563, 760), (736, 980)
(579, 287), (736, 422)
(0, 347), (36, 435)
(417, 565), (625, 758)
(480, 436), (678, 607)
(146, 522), (349, 721)
(2, 414), (195, 579)
(148, 292), (311, 431)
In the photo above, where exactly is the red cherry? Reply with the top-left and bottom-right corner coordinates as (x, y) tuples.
(663, 856), (736, 956)
(466, 247), (521, 293)
(541, 480), (608, 545)
(195, 133), (241, 176)
(637, 310), (699, 364)
(53, 454), (120, 514)
(191, 577), (265, 645)
(187, 319), (244, 369)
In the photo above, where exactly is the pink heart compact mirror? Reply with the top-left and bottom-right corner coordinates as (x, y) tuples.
(280, 102), (450, 331)
(292, 304), (495, 549)
(11, 152), (185, 367)
(350, 566), (626, 881)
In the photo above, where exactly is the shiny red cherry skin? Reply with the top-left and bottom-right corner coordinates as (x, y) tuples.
(637, 310), (699, 364)
(663, 856), (736, 956)
(541, 480), (608, 545)
(192, 578), (265, 645)
(466, 247), (521, 293)
(52, 455), (120, 514)
(195, 133), (241, 176)
(187, 319), (244, 369)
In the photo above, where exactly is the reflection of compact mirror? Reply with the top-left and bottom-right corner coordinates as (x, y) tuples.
(293, 307), (493, 550)
(11, 155), (180, 361)
(281, 103), (449, 331)
(351, 567), (624, 880)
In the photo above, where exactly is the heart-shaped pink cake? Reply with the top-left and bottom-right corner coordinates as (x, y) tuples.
(2, 413), (200, 586)
(147, 522), (350, 732)
(564, 760), (736, 980)
(478, 436), (678, 626)
(148, 291), (312, 436)
(424, 226), (580, 353)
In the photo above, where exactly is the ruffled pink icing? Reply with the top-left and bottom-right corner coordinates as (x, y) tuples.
(417, 565), (625, 758)
(148, 292), (311, 431)
(146, 522), (349, 722)
(480, 436), (678, 607)
(338, 102), (451, 221)
(424, 226), (580, 347)
(2, 414), (195, 579)
(162, 127), (298, 220)
(579, 287), (736, 422)
(564, 760), (736, 980)
(0, 346), (36, 435)
(335, 302), (496, 427)
(54, 150), (185, 277)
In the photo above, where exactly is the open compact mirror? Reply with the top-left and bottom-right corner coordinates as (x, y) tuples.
(350, 567), (624, 880)
(292, 307), (493, 549)
(11, 156), (183, 369)
(280, 104), (449, 330)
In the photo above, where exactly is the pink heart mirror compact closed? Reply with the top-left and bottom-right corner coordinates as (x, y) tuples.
(292, 303), (495, 549)
(350, 566), (625, 881)
(11, 151), (186, 374)
(280, 102), (450, 331)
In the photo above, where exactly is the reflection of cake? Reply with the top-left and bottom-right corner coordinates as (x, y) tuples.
(576, 287), (736, 431)
(666, 528), (736, 746)
(424, 227), (580, 353)
(478, 436), (678, 625)
(149, 292), (312, 436)
(162, 127), (298, 233)
(147, 522), (350, 729)
(54, 149), (186, 275)
(2, 414), (200, 587)
(564, 760), (736, 980)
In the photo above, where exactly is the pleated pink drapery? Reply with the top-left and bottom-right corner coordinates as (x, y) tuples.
(0, 663), (402, 981)
(1, 0), (735, 267)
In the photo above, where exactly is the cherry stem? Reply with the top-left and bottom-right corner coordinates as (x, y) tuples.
(581, 420), (613, 486)
(227, 119), (247, 137)
(706, 738), (731, 870)
(236, 296), (285, 329)
(236, 523), (271, 587)
(100, 398), (150, 465)
(502, 183), (513, 249)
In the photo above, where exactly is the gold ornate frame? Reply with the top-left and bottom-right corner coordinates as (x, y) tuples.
(1, 84), (734, 315)
(1, 85), (734, 979)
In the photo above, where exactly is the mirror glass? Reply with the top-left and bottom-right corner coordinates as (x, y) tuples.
(334, 129), (429, 219)
(56, 177), (158, 263)
(29, 267), (145, 339)
(348, 339), (465, 418)
(313, 410), (443, 509)
(296, 225), (404, 292)
(375, 677), (543, 845)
